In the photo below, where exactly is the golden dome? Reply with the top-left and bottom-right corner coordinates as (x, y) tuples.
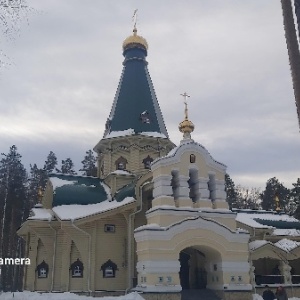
(179, 119), (195, 134)
(123, 28), (148, 51)
(179, 92), (194, 140)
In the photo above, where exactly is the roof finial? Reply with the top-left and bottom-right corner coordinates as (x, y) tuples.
(179, 92), (194, 141)
(37, 186), (43, 204)
(275, 193), (281, 213)
(181, 92), (190, 120)
(132, 9), (138, 34)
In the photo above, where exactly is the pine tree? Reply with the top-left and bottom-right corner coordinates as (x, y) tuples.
(261, 177), (290, 211)
(0, 145), (28, 291)
(27, 152), (58, 207)
(225, 173), (238, 209)
(43, 151), (57, 174)
(27, 164), (44, 207)
(291, 178), (300, 219)
(80, 150), (97, 176)
(57, 158), (77, 175)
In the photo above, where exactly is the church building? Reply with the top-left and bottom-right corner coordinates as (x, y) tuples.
(18, 25), (300, 300)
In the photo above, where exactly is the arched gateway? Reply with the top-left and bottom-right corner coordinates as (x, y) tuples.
(134, 110), (252, 299)
(134, 212), (251, 294)
(179, 245), (221, 290)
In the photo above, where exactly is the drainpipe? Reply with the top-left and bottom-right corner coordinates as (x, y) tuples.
(48, 221), (57, 292)
(71, 220), (92, 295)
(126, 181), (150, 293)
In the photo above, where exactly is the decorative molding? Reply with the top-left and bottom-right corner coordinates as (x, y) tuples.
(152, 141), (226, 172)
(135, 215), (249, 245)
(137, 260), (180, 274)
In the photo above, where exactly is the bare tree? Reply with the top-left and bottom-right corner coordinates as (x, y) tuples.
(0, 0), (35, 68)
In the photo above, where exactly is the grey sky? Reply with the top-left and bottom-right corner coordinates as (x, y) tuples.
(0, 0), (299, 189)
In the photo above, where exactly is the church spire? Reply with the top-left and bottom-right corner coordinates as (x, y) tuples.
(103, 19), (168, 138)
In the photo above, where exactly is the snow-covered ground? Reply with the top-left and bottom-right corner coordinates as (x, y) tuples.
(2, 292), (300, 300)
(0, 291), (145, 300)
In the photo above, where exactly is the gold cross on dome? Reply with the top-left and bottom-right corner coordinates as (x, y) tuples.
(180, 92), (190, 120)
(132, 9), (138, 30)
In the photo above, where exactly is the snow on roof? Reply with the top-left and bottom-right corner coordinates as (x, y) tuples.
(272, 228), (300, 237)
(249, 240), (269, 251)
(50, 177), (77, 190)
(140, 131), (167, 138)
(236, 211), (299, 229)
(275, 238), (300, 252)
(28, 208), (53, 221)
(104, 129), (167, 140)
(110, 170), (133, 175)
(100, 181), (112, 201)
(104, 129), (135, 139)
(52, 197), (135, 220)
(165, 146), (179, 157)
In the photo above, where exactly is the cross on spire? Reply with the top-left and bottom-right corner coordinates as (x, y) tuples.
(132, 9), (138, 31)
(180, 92), (190, 120)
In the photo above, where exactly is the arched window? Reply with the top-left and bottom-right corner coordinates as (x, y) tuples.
(36, 260), (49, 278)
(101, 259), (118, 278)
(142, 155), (153, 169)
(190, 154), (196, 163)
(70, 258), (84, 278)
(115, 156), (128, 170)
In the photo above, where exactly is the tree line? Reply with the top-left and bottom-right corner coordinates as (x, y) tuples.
(0, 145), (299, 292)
(0, 145), (97, 292)
(225, 174), (300, 218)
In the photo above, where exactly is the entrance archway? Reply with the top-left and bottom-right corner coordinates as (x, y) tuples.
(179, 248), (207, 289)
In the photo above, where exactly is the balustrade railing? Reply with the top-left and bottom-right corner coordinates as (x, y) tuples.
(255, 275), (284, 285)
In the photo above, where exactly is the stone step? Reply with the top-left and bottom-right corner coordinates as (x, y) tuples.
(181, 289), (221, 300)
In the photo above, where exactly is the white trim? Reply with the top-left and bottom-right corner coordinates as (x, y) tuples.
(137, 260), (180, 274)
(223, 284), (253, 291)
(220, 261), (250, 273)
(152, 141), (226, 172)
(135, 215), (249, 244)
(134, 284), (182, 292)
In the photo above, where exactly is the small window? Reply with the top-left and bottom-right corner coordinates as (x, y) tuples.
(115, 156), (128, 171)
(70, 258), (84, 278)
(142, 155), (153, 169)
(158, 276), (163, 283)
(190, 154), (196, 163)
(140, 110), (151, 123)
(104, 266), (114, 277)
(231, 276), (235, 282)
(167, 276), (172, 283)
(36, 260), (49, 278)
(101, 259), (118, 278)
(213, 264), (217, 271)
(104, 224), (115, 233)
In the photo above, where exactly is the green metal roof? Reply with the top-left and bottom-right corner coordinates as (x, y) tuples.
(104, 40), (168, 138)
(50, 174), (110, 207)
(114, 182), (136, 202)
(253, 218), (300, 230)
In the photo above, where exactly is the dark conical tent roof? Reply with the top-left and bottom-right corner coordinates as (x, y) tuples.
(103, 28), (169, 138)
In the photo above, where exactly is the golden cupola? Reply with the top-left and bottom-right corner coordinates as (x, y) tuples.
(123, 27), (148, 53)
(179, 92), (194, 140)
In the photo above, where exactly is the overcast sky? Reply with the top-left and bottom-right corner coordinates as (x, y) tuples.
(0, 0), (299, 189)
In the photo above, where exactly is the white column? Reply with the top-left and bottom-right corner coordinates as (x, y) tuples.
(152, 175), (175, 207)
(176, 175), (193, 207)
